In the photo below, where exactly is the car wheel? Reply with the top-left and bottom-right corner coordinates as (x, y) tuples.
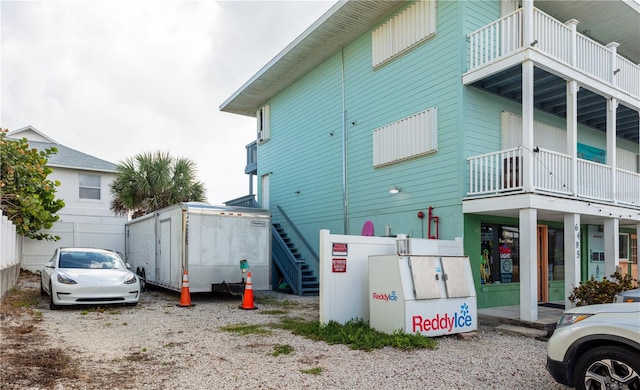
(40, 276), (46, 297)
(573, 345), (640, 390)
(136, 267), (147, 292)
(49, 282), (60, 310)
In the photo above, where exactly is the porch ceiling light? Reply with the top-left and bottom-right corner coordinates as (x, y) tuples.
(389, 186), (400, 194)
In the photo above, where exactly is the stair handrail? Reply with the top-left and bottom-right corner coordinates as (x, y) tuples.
(224, 194), (259, 208)
(276, 205), (319, 266)
(271, 224), (302, 295)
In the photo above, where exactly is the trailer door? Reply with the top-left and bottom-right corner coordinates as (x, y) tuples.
(159, 219), (172, 285)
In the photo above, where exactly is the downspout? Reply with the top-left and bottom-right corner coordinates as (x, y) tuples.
(341, 46), (349, 235)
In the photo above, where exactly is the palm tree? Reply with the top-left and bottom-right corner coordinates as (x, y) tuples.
(110, 151), (206, 218)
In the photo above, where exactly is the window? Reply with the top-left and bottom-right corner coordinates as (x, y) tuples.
(480, 223), (520, 284)
(79, 174), (101, 200)
(371, 0), (436, 68)
(547, 228), (564, 281)
(257, 105), (270, 143)
(373, 107), (438, 167)
(619, 233), (629, 261)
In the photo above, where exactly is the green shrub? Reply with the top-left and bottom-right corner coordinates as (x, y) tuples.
(568, 271), (637, 307)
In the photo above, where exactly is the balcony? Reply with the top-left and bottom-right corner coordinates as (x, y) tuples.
(467, 147), (640, 209)
(464, 5), (639, 146)
(467, 6), (639, 100)
(245, 140), (257, 175)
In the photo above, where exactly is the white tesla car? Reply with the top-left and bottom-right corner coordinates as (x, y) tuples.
(41, 248), (140, 310)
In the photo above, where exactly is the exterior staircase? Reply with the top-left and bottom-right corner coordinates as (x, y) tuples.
(272, 223), (319, 296)
(224, 194), (319, 296)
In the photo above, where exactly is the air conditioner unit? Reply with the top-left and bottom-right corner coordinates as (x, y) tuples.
(257, 130), (264, 142)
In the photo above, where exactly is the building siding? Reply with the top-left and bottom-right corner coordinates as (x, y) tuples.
(258, 0), (511, 248)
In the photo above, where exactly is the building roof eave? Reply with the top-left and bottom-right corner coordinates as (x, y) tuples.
(219, 0), (405, 117)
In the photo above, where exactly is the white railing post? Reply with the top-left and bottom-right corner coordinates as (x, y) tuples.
(607, 42), (620, 86)
(566, 19), (579, 67)
(523, 0), (534, 48)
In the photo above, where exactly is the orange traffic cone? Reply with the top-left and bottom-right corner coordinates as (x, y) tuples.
(239, 272), (258, 310)
(177, 269), (195, 307)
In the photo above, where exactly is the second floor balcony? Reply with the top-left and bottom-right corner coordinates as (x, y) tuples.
(467, 146), (640, 210)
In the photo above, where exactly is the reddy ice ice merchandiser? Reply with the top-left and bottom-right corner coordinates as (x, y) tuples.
(368, 238), (477, 337)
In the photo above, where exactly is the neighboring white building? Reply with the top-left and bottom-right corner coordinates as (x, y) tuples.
(7, 126), (127, 271)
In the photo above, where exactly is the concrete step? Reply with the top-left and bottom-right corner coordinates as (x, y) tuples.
(495, 324), (548, 339)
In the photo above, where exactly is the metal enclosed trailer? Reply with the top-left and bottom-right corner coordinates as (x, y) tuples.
(125, 202), (271, 293)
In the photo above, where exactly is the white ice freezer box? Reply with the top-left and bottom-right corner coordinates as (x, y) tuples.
(369, 254), (477, 337)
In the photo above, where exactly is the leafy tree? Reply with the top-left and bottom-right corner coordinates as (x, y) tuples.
(110, 151), (206, 218)
(0, 129), (65, 240)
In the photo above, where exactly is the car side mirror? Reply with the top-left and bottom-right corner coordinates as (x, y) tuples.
(125, 263), (131, 269)
(45, 262), (54, 269)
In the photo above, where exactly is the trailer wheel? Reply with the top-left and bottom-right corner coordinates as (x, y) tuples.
(136, 267), (147, 292)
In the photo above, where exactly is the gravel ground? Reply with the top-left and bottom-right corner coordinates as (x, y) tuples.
(1, 273), (570, 390)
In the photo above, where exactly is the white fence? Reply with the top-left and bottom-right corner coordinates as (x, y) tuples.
(0, 212), (21, 301)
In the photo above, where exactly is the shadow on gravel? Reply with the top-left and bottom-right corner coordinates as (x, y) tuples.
(0, 271), (80, 389)
(1, 271), (143, 389)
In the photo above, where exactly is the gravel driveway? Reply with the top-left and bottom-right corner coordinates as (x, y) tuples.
(1, 273), (570, 389)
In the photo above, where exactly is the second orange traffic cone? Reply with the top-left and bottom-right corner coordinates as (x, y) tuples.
(239, 272), (257, 310)
(177, 269), (195, 307)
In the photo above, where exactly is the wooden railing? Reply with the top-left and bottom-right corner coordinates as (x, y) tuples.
(467, 148), (640, 208)
(467, 7), (640, 99)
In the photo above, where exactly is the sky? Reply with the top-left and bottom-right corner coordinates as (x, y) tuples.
(0, 0), (336, 205)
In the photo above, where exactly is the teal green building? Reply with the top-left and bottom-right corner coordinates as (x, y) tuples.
(221, 0), (640, 322)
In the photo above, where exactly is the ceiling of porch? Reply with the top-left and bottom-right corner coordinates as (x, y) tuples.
(470, 66), (639, 144)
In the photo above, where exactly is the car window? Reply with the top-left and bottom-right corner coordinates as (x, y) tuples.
(59, 252), (125, 270)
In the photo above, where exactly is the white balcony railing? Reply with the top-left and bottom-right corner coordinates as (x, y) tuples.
(467, 148), (640, 208)
(533, 148), (571, 195)
(577, 159), (613, 201)
(617, 169), (640, 206)
(468, 7), (640, 99)
(468, 147), (523, 195)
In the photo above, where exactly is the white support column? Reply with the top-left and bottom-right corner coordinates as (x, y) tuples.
(520, 208), (537, 321)
(522, 59), (535, 192)
(637, 224), (640, 281)
(521, 0), (535, 194)
(567, 81), (579, 196)
(604, 218), (620, 277)
(607, 98), (618, 203)
(564, 214), (581, 309)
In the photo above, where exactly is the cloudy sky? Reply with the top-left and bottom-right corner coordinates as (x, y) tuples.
(0, 0), (336, 204)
